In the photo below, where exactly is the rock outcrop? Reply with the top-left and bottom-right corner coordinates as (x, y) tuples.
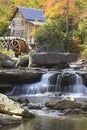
(31, 52), (77, 68)
(45, 99), (82, 110)
(0, 93), (35, 118)
(0, 69), (42, 84)
(10, 52), (77, 69)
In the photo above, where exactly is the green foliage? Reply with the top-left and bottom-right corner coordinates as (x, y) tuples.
(78, 18), (87, 44)
(0, 25), (10, 36)
(0, 47), (14, 56)
(35, 19), (66, 51)
(28, 0), (43, 8)
(80, 45), (87, 58)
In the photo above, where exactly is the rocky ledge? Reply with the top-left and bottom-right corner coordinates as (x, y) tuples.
(31, 52), (77, 68)
(0, 93), (35, 127)
(0, 51), (78, 69)
(0, 68), (42, 84)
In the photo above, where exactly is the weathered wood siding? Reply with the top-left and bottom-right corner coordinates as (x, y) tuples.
(11, 10), (25, 38)
(24, 20), (35, 44)
(10, 10), (39, 45)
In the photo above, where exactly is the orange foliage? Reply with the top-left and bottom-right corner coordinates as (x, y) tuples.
(40, 0), (86, 23)
(68, 37), (82, 53)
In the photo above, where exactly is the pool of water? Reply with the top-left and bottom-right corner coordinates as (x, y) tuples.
(1, 114), (87, 130)
(3, 93), (87, 130)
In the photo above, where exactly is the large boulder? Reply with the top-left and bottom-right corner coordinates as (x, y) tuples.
(31, 52), (77, 67)
(45, 99), (82, 110)
(0, 93), (35, 118)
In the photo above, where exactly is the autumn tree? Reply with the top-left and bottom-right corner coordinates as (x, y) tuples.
(39, 0), (87, 53)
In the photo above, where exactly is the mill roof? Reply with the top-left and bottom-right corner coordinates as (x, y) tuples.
(13, 7), (47, 22)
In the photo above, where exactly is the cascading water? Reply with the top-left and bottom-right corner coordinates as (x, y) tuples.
(7, 71), (87, 96)
(55, 75), (61, 92)
(8, 72), (56, 95)
(55, 73), (87, 93)
(26, 72), (56, 94)
(69, 74), (87, 93)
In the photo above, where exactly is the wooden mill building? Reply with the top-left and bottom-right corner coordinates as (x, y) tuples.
(10, 7), (47, 45)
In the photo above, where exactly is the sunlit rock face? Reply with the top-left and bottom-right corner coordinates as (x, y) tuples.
(0, 93), (35, 118)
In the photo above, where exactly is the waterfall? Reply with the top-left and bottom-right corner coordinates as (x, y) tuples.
(8, 72), (56, 95)
(70, 74), (87, 93)
(7, 72), (87, 96)
(55, 73), (87, 93)
(26, 72), (55, 94)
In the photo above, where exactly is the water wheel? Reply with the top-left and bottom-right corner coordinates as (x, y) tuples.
(9, 39), (27, 57)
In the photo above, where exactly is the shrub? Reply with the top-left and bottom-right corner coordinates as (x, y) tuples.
(35, 20), (66, 51)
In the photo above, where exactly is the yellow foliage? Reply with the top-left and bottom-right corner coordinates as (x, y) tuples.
(0, 48), (14, 56)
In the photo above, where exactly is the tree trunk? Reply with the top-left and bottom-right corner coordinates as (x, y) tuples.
(66, 0), (69, 40)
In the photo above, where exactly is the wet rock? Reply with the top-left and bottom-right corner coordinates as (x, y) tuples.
(0, 114), (22, 126)
(21, 109), (35, 118)
(0, 84), (13, 93)
(45, 99), (82, 110)
(71, 109), (85, 114)
(81, 74), (87, 87)
(16, 97), (29, 106)
(0, 93), (35, 118)
(64, 109), (85, 115)
(45, 100), (56, 108)
(63, 109), (72, 115)
(81, 104), (87, 111)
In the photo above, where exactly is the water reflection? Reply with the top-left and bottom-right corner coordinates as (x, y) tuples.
(1, 115), (87, 130)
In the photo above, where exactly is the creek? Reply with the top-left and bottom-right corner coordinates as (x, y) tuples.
(1, 114), (87, 130)
(5, 69), (87, 130)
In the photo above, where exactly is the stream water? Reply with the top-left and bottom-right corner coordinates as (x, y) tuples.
(6, 70), (87, 130)
(1, 115), (87, 130)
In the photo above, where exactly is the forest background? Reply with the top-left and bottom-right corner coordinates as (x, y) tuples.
(0, 0), (87, 57)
